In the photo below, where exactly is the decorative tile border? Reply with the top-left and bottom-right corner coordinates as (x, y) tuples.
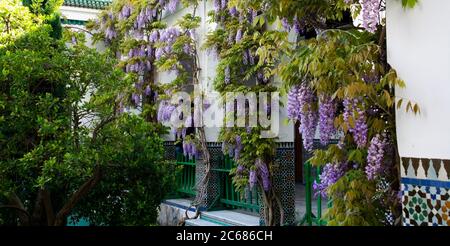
(400, 157), (450, 181)
(401, 157), (450, 226)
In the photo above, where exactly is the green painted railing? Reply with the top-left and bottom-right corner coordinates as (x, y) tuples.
(175, 153), (197, 197)
(300, 161), (330, 226)
(212, 155), (260, 213)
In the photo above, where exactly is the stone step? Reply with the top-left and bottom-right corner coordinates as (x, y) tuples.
(185, 218), (224, 226)
(200, 210), (260, 226)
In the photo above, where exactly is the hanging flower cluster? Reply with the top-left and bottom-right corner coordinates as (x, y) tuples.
(286, 84), (319, 151)
(182, 139), (197, 160)
(280, 16), (305, 36)
(157, 100), (176, 123)
(126, 45), (153, 73)
(365, 133), (387, 180)
(313, 162), (347, 198)
(343, 98), (368, 148)
(318, 95), (337, 146)
(298, 84), (318, 152)
(102, 11), (117, 41)
(287, 85), (301, 121)
(255, 159), (271, 192)
(360, 0), (381, 33)
(153, 27), (182, 60)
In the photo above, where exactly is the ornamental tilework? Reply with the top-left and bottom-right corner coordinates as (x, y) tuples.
(165, 141), (297, 225)
(259, 143), (296, 226)
(402, 181), (450, 226)
(63, 0), (112, 9)
(401, 157), (450, 226)
(400, 157), (450, 181)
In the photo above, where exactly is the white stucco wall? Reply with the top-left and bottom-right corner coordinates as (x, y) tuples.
(387, 0), (450, 159)
(60, 6), (100, 21)
(63, 2), (295, 143)
(158, 2), (294, 142)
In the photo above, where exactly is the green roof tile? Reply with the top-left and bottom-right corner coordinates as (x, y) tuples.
(63, 0), (112, 10)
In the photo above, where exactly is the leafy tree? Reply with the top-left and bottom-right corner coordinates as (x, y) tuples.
(232, 0), (418, 225)
(0, 1), (175, 226)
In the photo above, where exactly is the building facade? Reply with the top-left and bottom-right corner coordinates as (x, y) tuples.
(387, 0), (450, 226)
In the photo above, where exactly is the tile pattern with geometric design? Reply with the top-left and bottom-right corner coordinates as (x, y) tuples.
(165, 141), (297, 225)
(401, 181), (450, 226)
(401, 157), (450, 226)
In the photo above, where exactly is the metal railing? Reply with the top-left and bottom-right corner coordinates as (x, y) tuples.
(175, 153), (197, 197)
(212, 155), (260, 213)
(300, 161), (331, 226)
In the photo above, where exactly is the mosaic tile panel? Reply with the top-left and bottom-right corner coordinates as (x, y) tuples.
(401, 178), (450, 226)
(259, 142), (296, 226)
(163, 141), (177, 161)
(165, 141), (297, 225)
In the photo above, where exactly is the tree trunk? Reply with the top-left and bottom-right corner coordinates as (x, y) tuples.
(53, 166), (102, 226)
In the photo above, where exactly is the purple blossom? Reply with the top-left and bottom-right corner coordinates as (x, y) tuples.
(249, 170), (257, 189)
(118, 5), (133, 20)
(167, 0), (179, 13)
(319, 96), (336, 145)
(132, 93), (140, 106)
(221, 0), (228, 9)
(343, 98), (368, 148)
(242, 51), (249, 65)
(236, 165), (245, 175)
(235, 29), (243, 42)
(365, 134), (387, 180)
(213, 0), (221, 13)
(360, 0), (381, 33)
(224, 66), (231, 84)
(281, 18), (291, 31)
(149, 30), (159, 43)
(293, 16), (302, 35)
(234, 135), (243, 161)
(229, 7), (238, 16)
(155, 27), (182, 61)
(256, 159), (270, 192)
(228, 145), (235, 157)
(298, 84), (318, 152)
(105, 26), (117, 41)
(144, 85), (152, 96)
(157, 101), (176, 122)
(313, 163), (346, 198)
(287, 85), (301, 121)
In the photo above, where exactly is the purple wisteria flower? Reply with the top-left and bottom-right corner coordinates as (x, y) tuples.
(157, 100), (176, 122)
(256, 159), (270, 191)
(224, 66), (231, 84)
(360, 0), (381, 33)
(343, 98), (368, 148)
(365, 134), (387, 180)
(298, 84), (318, 152)
(229, 7), (238, 17)
(313, 163), (346, 198)
(281, 18), (291, 31)
(235, 29), (243, 42)
(319, 96), (337, 145)
(118, 5), (133, 20)
(166, 0), (179, 13)
(236, 165), (245, 175)
(249, 170), (257, 189)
